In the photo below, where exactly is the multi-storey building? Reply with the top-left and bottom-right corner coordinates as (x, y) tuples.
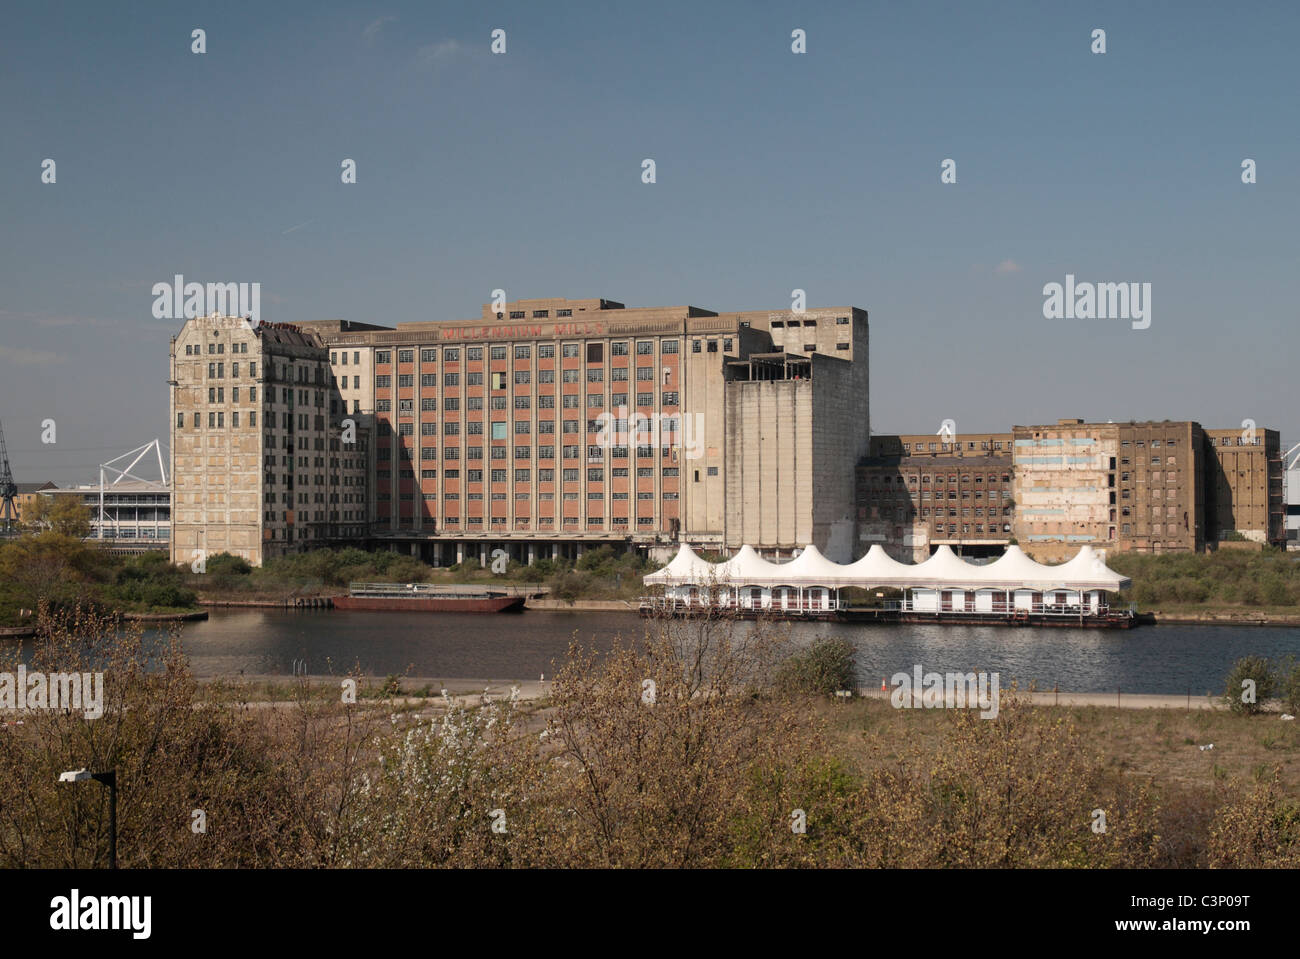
(169, 314), (369, 567)
(300, 296), (869, 563)
(868, 433), (1015, 459)
(863, 419), (1282, 562)
(856, 444), (1015, 561)
(1203, 428), (1284, 546)
(48, 481), (171, 551)
(1011, 420), (1204, 561)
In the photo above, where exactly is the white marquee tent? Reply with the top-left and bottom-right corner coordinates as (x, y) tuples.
(644, 543), (1130, 592)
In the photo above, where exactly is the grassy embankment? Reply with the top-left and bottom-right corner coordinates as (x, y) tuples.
(3, 531), (1297, 628)
(1108, 548), (1300, 621)
(188, 544), (651, 605)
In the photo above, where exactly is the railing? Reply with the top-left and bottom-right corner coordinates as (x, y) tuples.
(638, 596), (839, 613)
(884, 599), (1129, 618)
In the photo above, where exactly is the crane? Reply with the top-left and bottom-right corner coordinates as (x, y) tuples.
(0, 418), (17, 533)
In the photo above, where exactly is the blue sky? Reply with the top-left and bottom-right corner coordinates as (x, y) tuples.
(1, 0), (1296, 483)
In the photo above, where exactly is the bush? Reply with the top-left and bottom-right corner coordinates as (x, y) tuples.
(1222, 656), (1277, 715)
(775, 638), (857, 697)
(205, 552), (252, 577)
(1278, 656), (1300, 717)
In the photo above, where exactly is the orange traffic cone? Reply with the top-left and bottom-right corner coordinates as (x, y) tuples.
(880, 678), (887, 692)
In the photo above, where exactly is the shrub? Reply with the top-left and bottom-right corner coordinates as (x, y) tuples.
(1222, 656), (1277, 715)
(204, 552), (252, 577)
(775, 638), (857, 697)
(1207, 777), (1300, 867)
(1278, 656), (1300, 717)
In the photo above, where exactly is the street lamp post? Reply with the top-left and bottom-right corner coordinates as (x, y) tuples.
(58, 768), (117, 869)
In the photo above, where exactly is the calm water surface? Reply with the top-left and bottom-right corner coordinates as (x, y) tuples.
(111, 608), (1300, 694)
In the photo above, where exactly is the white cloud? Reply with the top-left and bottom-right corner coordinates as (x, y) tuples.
(416, 39), (462, 68)
(0, 344), (66, 365)
(994, 259), (1023, 275)
(362, 16), (396, 45)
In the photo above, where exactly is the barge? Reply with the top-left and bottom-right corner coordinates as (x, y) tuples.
(333, 582), (526, 613)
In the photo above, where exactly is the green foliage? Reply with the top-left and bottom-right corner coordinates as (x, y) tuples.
(1222, 656), (1278, 715)
(776, 638), (858, 697)
(1278, 656), (1300, 717)
(205, 552), (252, 576)
(1109, 549), (1300, 609)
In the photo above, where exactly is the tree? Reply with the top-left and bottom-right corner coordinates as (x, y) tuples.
(21, 495), (91, 538)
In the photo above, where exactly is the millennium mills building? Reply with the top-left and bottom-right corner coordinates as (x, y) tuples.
(169, 297), (871, 566)
(169, 297), (1282, 569)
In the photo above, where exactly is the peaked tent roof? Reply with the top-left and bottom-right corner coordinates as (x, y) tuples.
(644, 543), (1131, 591)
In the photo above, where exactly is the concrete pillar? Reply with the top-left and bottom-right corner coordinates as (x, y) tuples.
(456, 542), (464, 565)
(527, 543), (536, 564)
(551, 543), (559, 560)
(479, 543), (487, 568)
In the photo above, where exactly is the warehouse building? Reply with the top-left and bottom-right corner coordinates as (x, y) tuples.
(169, 314), (370, 567)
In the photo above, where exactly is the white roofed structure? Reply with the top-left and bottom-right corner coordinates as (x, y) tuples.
(644, 543), (1131, 593)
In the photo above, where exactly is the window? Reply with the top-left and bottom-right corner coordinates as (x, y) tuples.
(692, 340), (702, 353)
(611, 367), (629, 381)
(422, 397), (437, 411)
(421, 348), (437, 363)
(636, 367), (654, 381)
(514, 396), (531, 409)
(538, 344), (555, 359)
(661, 340), (678, 354)
(586, 368), (603, 382)
(532, 310), (549, 318)
(490, 422), (508, 440)
(562, 343), (579, 358)
(376, 350), (391, 364)
(514, 370), (531, 384)
(444, 373), (459, 386)
(562, 370), (580, 383)
(539, 395), (555, 409)
(467, 372), (484, 386)
(539, 369), (555, 383)
(398, 349), (413, 363)
(421, 373), (438, 386)
(398, 374), (413, 388)
(515, 421), (531, 434)
(662, 391), (679, 406)
(491, 372), (506, 389)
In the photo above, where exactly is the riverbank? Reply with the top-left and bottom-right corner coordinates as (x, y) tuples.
(191, 673), (1284, 714)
